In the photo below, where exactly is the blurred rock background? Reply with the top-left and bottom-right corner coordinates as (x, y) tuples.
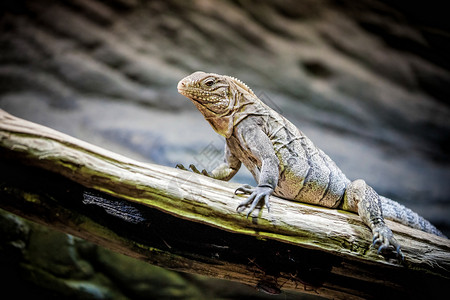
(0, 0), (449, 298)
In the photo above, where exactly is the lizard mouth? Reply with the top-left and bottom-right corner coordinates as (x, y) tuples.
(177, 83), (204, 102)
(177, 83), (215, 103)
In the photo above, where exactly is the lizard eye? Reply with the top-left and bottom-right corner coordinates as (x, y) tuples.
(204, 78), (215, 87)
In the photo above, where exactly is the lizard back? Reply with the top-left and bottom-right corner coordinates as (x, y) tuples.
(229, 100), (350, 208)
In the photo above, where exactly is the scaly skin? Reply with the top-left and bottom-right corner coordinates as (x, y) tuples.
(176, 71), (446, 260)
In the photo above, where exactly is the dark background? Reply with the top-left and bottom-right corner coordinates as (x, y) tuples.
(1, 0), (449, 298)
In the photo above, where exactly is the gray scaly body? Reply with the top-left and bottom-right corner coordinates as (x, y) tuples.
(177, 71), (445, 260)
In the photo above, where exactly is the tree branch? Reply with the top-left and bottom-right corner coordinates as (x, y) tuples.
(0, 109), (449, 299)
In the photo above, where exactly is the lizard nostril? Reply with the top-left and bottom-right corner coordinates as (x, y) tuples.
(177, 80), (187, 91)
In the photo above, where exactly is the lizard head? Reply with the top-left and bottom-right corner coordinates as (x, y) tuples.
(177, 71), (257, 137)
(177, 71), (232, 115)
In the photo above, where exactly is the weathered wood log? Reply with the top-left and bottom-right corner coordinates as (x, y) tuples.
(0, 109), (449, 299)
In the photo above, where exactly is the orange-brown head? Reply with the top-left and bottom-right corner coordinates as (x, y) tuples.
(177, 71), (256, 137)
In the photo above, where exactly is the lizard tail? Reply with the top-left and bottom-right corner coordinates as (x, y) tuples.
(380, 196), (446, 238)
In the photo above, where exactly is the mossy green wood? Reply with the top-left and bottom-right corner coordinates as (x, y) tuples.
(1, 181), (267, 293)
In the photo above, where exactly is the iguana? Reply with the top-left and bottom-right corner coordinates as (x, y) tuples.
(176, 71), (446, 260)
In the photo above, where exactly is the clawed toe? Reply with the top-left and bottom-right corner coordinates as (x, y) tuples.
(235, 184), (254, 195)
(372, 225), (404, 261)
(175, 163), (212, 177)
(175, 164), (188, 171)
(396, 245), (404, 261)
(235, 185), (274, 218)
(189, 164), (204, 175)
(236, 192), (257, 214)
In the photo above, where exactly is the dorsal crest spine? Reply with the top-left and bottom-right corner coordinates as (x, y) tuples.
(224, 75), (255, 96)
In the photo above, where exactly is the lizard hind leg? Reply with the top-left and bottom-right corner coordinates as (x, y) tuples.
(345, 179), (404, 260)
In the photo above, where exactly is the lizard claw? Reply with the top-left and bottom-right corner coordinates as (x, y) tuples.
(176, 164), (212, 178)
(235, 184), (254, 194)
(372, 224), (404, 261)
(235, 184), (273, 217)
(175, 164), (188, 171)
(188, 164), (201, 174)
(189, 164), (213, 177)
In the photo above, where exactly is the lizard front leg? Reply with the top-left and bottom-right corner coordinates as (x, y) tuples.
(343, 179), (404, 260)
(176, 143), (241, 181)
(234, 122), (279, 217)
